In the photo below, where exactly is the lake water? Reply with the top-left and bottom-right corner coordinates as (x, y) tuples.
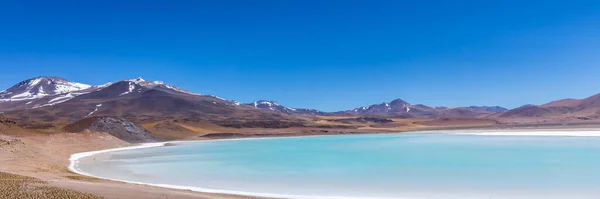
(74, 133), (600, 199)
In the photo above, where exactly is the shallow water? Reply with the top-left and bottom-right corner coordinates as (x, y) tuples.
(75, 133), (600, 198)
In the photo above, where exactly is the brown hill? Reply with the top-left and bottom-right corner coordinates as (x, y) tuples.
(440, 107), (490, 118)
(498, 105), (574, 118)
(500, 93), (600, 120)
(541, 98), (582, 108)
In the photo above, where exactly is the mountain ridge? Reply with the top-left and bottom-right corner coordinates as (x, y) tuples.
(0, 76), (510, 117)
(7, 76), (584, 121)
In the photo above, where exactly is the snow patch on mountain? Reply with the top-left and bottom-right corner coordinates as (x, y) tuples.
(86, 104), (102, 117)
(0, 77), (91, 102)
(349, 99), (411, 114)
(245, 100), (318, 115)
(48, 93), (74, 103)
(127, 77), (147, 84)
(95, 82), (114, 88)
(119, 82), (136, 96)
(208, 95), (225, 100)
(121, 77), (201, 96)
(0, 76), (208, 111)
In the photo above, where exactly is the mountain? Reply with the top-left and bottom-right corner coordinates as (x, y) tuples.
(3, 77), (303, 130)
(348, 99), (412, 115)
(0, 77), (95, 110)
(0, 77), (206, 111)
(244, 99), (505, 118)
(6, 75), (595, 131)
(245, 100), (325, 115)
(76, 78), (151, 99)
(468, 106), (508, 113)
(497, 104), (572, 118)
(497, 93), (600, 119)
(342, 99), (502, 118)
(541, 99), (581, 108)
(0, 77), (516, 120)
(344, 98), (426, 117)
(0, 76), (90, 101)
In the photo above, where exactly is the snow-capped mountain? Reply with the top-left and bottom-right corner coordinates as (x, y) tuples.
(0, 76), (506, 119)
(0, 77), (90, 101)
(246, 100), (325, 115)
(343, 98), (508, 118)
(127, 77), (201, 96)
(0, 77), (206, 111)
(76, 77), (201, 100)
(350, 99), (412, 114)
(0, 77), (98, 110)
(2, 77), (299, 127)
(247, 100), (296, 113)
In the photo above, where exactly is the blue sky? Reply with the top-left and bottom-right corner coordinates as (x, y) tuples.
(0, 0), (599, 111)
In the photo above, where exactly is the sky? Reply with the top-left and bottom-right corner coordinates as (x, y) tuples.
(0, 0), (599, 112)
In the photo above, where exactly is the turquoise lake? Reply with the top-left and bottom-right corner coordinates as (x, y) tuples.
(75, 133), (600, 198)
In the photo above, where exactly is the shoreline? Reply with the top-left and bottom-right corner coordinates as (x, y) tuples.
(68, 139), (403, 199)
(68, 129), (600, 199)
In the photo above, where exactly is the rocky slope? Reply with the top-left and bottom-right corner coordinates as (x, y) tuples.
(64, 117), (155, 143)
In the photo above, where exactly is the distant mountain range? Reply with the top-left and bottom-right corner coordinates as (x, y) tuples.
(0, 76), (508, 117)
(3, 76), (599, 131)
(244, 99), (509, 118)
(244, 100), (325, 115)
(497, 93), (600, 119)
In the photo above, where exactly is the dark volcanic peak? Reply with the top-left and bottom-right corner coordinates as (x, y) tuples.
(125, 77), (201, 96)
(390, 98), (409, 105)
(77, 77), (201, 99)
(0, 76), (91, 101)
(76, 80), (149, 99)
(123, 77), (161, 87)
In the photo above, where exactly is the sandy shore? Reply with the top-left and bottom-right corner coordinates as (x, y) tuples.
(0, 132), (267, 199)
